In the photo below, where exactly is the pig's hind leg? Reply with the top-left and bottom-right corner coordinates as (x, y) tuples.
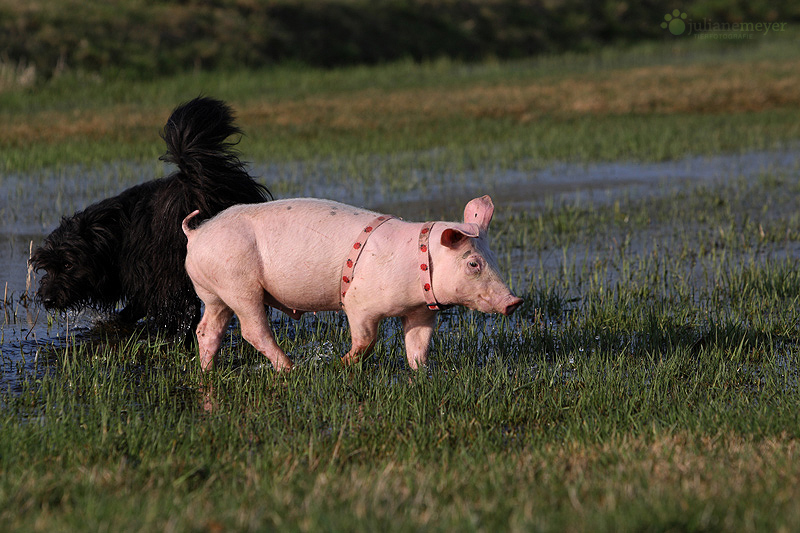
(195, 293), (235, 372)
(230, 296), (293, 372)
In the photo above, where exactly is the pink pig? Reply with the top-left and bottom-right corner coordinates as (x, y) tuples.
(182, 195), (522, 372)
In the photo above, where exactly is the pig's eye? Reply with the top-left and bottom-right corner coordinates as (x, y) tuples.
(468, 260), (481, 272)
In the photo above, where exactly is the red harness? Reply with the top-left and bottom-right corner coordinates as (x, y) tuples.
(340, 215), (395, 305)
(340, 216), (442, 311)
(417, 221), (441, 310)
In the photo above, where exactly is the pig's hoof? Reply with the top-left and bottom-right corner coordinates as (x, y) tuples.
(274, 360), (293, 372)
(341, 355), (360, 365)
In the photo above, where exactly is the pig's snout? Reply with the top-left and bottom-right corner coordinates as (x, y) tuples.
(501, 296), (523, 316)
(475, 292), (523, 316)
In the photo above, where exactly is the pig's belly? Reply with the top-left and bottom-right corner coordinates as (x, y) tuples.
(260, 265), (344, 313)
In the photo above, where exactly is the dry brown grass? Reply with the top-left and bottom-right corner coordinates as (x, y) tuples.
(3, 106), (165, 148)
(5, 59), (800, 149)
(237, 59), (800, 133)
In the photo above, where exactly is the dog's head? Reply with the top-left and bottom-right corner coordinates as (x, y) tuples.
(30, 209), (121, 311)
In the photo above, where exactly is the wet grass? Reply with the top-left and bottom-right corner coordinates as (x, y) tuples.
(497, 170), (800, 254)
(3, 41), (800, 530)
(4, 165), (800, 531)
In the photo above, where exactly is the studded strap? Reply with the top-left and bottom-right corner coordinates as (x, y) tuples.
(418, 221), (441, 311)
(340, 215), (395, 305)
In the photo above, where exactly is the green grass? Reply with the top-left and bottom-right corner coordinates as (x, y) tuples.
(3, 36), (800, 173)
(4, 40), (800, 531)
(5, 167), (800, 530)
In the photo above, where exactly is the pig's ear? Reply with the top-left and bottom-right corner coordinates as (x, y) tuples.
(463, 195), (494, 232)
(440, 223), (479, 248)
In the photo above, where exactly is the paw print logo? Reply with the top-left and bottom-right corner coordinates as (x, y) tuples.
(661, 9), (688, 35)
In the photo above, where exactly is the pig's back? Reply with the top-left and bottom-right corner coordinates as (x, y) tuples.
(239, 198), (381, 237)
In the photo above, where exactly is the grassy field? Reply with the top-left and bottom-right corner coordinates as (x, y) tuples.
(3, 36), (800, 174)
(3, 38), (800, 531)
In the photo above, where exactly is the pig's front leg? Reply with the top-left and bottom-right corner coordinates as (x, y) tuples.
(401, 310), (437, 370)
(341, 312), (380, 365)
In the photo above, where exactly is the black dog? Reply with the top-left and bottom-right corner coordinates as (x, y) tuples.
(29, 96), (271, 335)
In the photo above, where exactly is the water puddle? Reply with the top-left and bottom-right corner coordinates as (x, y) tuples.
(2, 148), (799, 387)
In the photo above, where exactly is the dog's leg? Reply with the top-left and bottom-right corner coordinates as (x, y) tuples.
(230, 299), (293, 372)
(182, 305), (203, 350)
(195, 300), (234, 371)
(118, 303), (145, 325)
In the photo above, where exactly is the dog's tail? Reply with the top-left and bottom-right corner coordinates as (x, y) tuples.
(182, 210), (201, 240)
(159, 96), (272, 207)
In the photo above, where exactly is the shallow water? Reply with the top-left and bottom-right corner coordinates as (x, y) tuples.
(2, 148), (799, 388)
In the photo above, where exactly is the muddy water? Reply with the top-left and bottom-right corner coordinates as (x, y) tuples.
(1, 149), (799, 385)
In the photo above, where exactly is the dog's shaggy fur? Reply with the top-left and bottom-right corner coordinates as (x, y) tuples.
(29, 96), (271, 335)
